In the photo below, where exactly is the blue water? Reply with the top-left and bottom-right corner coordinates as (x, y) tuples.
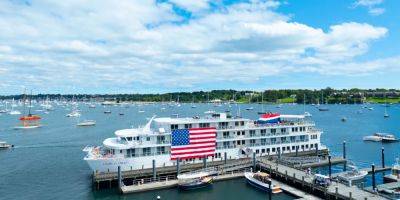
(0, 103), (399, 199)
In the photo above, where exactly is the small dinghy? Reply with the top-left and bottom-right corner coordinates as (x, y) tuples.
(245, 171), (282, 193)
(337, 165), (368, 186)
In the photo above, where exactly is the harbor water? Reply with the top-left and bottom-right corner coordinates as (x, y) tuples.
(0, 103), (399, 199)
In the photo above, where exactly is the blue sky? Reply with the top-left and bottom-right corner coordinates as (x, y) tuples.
(0, 0), (399, 94)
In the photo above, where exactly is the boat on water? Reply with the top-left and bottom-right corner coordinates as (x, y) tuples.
(9, 110), (21, 115)
(177, 170), (215, 190)
(0, 141), (13, 149)
(245, 107), (254, 111)
(337, 165), (368, 186)
(341, 117), (347, 122)
(384, 158), (400, 183)
(104, 110), (112, 114)
(204, 110), (215, 114)
(245, 171), (282, 193)
(66, 110), (81, 117)
(304, 112), (312, 117)
(15, 91), (42, 129)
(318, 107), (329, 111)
(363, 133), (398, 142)
(77, 120), (96, 127)
(83, 112), (326, 172)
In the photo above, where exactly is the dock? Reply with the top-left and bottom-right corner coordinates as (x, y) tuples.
(257, 157), (387, 200)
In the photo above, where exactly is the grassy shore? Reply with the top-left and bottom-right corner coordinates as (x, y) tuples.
(366, 97), (400, 104)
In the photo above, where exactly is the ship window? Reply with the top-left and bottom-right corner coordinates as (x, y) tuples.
(281, 128), (286, 133)
(184, 124), (192, 129)
(250, 139), (255, 144)
(240, 121), (245, 126)
(120, 150), (123, 154)
(171, 124), (178, 130)
(262, 149), (265, 153)
(250, 130), (256, 137)
(282, 147), (286, 151)
(237, 131), (240, 136)
(146, 137), (150, 141)
(241, 131), (245, 135)
(311, 144), (314, 148)
(223, 131), (229, 138)
(235, 121), (239, 126)
(143, 147), (151, 156)
(272, 148), (276, 152)
(256, 149), (259, 154)
(271, 129), (276, 134)
(292, 146), (295, 150)
(127, 137), (132, 141)
(199, 123), (210, 128)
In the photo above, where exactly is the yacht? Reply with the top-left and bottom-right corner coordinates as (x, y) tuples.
(83, 112), (326, 173)
(363, 133), (398, 142)
(177, 169), (215, 190)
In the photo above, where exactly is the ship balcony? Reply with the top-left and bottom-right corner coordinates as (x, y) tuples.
(127, 151), (171, 158)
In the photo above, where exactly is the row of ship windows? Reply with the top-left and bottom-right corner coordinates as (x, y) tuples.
(181, 143), (320, 161)
(171, 121), (246, 130)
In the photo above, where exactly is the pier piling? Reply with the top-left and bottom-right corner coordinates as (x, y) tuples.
(203, 156), (207, 168)
(295, 146), (299, 156)
(381, 147), (385, 168)
(224, 152), (227, 164)
(118, 166), (122, 192)
(152, 160), (156, 180)
(328, 155), (332, 178)
(252, 152), (256, 169)
(315, 144), (318, 156)
(176, 158), (180, 175)
(371, 164), (376, 191)
(342, 141), (346, 159)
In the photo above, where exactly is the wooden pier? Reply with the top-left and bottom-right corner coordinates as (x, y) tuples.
(257, 157), (388, 200)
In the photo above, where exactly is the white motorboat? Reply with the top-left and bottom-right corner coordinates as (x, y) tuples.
(77, 120), (96, 127)
(66, 110), (81, 117)
(177, 169), (215, 190)
(363, 133), (398, 142)
(0, 141), (13, 149)
(245, 171), (282, 193)
(204, 110), (215, 114)
(337, 165), (368, 186)
(304, 112), (312, 117)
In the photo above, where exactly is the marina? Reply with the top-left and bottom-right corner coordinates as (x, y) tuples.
(1, 102), (400, 199)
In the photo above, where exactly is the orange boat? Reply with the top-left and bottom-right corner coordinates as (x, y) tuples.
(14, 90), (42, 129)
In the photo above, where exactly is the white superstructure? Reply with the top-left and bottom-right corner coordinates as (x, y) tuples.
(83, 113), (326, 173)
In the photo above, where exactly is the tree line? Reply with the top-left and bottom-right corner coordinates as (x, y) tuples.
(1, 88), (399, 104)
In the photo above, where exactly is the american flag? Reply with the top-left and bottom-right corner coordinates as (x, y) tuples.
(170, 127), (216, 160)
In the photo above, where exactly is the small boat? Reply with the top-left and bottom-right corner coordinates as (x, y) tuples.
(138, 110), (145, 113)
(337, 165), (368, 186)
(77, 120), (96, 127)
(9, 110), (21, 115)
(368, 107), (374, 110)
(177, 171), (214, 190)
(104, 110), (112, 114)
(89, 104), (96, 108)
(119, 113), (124, 116)
(318, 107), (329, 111)
(363, 133), (398, 142)
(384, 158), (400, 183)
(245, 107), (254, 111)
(245, 171), (282, 193)
(0, 141), (13, 149)
(341, 117), (347, 122)
(66, 110), (81, 117)
(204, 110), (215, 114)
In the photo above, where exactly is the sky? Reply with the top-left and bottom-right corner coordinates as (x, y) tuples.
(0, 0), (399, 94)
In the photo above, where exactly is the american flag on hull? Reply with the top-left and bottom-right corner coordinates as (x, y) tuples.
(170, 127), (216, 160)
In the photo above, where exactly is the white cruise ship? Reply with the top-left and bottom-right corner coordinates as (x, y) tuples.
(83, 113), (326, 173)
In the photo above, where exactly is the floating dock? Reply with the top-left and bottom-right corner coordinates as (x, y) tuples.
(257, 157), (388, 200)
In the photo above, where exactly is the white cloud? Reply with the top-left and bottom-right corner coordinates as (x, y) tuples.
(353, 0), (385, 16)
(0, 0), (393, 93)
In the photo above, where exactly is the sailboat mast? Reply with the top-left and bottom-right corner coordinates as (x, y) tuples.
(28, 90), (32, 116)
